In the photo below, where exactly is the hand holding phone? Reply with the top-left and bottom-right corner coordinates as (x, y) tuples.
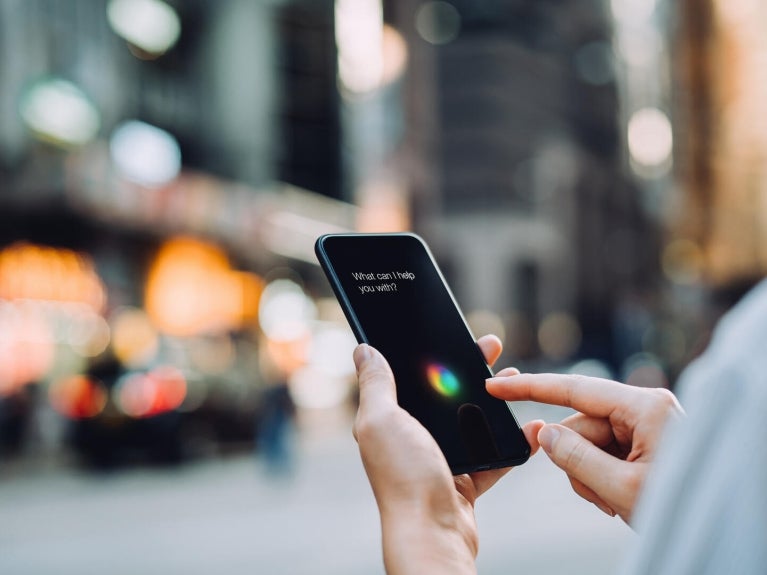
(315, 233), (530, 474)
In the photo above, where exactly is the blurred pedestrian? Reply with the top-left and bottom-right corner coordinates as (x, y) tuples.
(256, 376), (296, 476)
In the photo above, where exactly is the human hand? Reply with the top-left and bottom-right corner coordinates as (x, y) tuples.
(352, 336), (544, 575)
(486, 371), (684, 524)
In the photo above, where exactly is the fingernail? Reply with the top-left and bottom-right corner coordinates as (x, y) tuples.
(596, 503), (616, 517)
(488, 367), (520, 379)
(353, 344), (373, 370)
(538, 425), (560, 454)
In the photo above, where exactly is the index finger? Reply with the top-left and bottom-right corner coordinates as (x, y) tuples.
(485, 373), (639, 419)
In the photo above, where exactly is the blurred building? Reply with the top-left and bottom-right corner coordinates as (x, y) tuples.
(0, 0), (357, 465)
(673, 0), (767, 288)
(0, 0), (349, 251)
(3, 0), (764, 465)
(387, 0), (659, 368)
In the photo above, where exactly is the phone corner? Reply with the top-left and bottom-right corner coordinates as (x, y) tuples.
(314, 234), (330, 260)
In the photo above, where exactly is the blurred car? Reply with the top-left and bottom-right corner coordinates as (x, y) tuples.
(56, 354), (261, 469)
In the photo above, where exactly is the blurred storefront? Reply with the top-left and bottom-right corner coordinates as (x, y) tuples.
(0, 0), (363, 467)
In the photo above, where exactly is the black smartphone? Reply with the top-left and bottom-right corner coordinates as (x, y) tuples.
(315, 232), (530, 474)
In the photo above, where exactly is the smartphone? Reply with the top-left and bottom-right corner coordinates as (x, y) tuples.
(315, 232), (530, 474)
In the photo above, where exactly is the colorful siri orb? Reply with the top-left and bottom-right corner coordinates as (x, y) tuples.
(425, 362), (461, 397)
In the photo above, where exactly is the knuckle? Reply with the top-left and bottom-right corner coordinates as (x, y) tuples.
(561, 377), (581, 407)
(560, 440), (588, 473)
(353, 408), (397, 443)
(650, 387), (680, 412)
(357, 362), (387, 385)
(622, 465), (645, 495)
(352, 414), (376, 442)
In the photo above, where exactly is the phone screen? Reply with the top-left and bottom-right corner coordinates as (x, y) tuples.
(316, 233), (530, 474)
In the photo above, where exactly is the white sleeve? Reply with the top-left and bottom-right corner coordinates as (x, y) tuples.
(620, 280), (767, 575)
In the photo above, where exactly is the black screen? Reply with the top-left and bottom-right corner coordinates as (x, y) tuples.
(316, 233), (530, 474)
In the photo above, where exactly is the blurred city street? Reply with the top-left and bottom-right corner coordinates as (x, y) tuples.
(2, 1), (763, 573)
(1, 402), (633, 575)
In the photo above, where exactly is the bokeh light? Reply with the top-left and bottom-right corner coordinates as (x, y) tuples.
(381, 25), (408, 86)
(114, 366), (187, 418)
(538, 312), (582, 361)
(107, 0), (181, 57)
(0, 243), (109, 395)
(187, 335), (236, 376)
(616, 27), (662, 67)
(628, 107), (673, 169)
(49, 375), (108, 419)
(20, 78), (100, 147)
(0, 243), (106, 311)
(335, 0), (384, 94)
(662, 238), (704, 285)
(145, 237), (263, 337)
(110, 120), (182, 188)
(258, 279), (317, 342)
(111, 307), (160, 368)
(466, 310), (507, 344)
(610, 0), (656, 25)
(0, 301), (56, 395)
(415, 1), (461, 45)
(622, 352), (668, 388)
(67, 310), (111, 358)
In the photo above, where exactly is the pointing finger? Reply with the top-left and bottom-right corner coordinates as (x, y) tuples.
(487, 373), (639, 419)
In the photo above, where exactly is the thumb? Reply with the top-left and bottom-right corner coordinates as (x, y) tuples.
(538, 423), (627, 507)
(353, 344), (398, 411)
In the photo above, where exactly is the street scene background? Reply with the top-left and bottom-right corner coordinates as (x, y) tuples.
(2, 1), (766, 573)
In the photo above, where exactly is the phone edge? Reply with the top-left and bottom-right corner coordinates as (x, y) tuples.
(314, 234), (369, 345)
(314, 232), (531, 470)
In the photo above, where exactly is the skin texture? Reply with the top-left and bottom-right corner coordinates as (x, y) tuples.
(352, 336), (544, 575)
(352, 336), (685, 573)
(486, 370), (685, 523)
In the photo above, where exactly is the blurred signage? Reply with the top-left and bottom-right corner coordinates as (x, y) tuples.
(145, 236), (263, 337)
(0, 243), (106, 311)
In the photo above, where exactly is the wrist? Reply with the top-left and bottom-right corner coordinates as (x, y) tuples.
(379, 502), (478, 575)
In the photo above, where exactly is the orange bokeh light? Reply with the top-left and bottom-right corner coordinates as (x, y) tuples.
(0, 243), (106, 311)
(144, 236), (263, 336)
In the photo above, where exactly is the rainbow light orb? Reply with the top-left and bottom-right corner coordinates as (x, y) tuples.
(426, 363), (461, 397)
